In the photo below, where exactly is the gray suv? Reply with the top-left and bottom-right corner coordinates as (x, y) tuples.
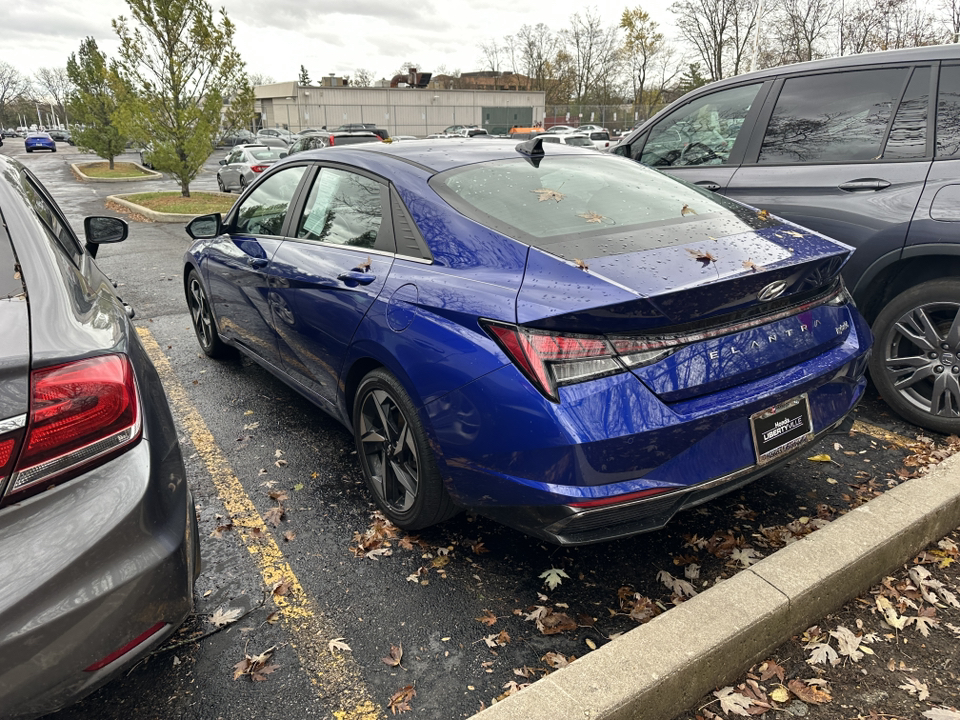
(614, 45), (960, 434)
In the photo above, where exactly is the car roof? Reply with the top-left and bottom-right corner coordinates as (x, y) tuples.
(294, 137), (601, 173)
(714, 44), (959, 87)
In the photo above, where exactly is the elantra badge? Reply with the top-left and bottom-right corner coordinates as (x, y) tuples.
(758, 280), (788, 302)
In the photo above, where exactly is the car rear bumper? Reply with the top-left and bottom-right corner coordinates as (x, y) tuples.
(0, 438), (198, 719)
(425, 306), (871, 544)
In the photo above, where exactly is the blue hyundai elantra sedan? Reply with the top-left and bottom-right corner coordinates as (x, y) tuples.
(183, 138), (871, 545)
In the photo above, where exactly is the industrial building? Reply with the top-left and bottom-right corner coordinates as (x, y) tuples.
(254, 81), (547, 137)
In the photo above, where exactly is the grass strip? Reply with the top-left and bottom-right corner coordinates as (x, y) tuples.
(78, 162), (155, 178)
(125, 191), (235, 215)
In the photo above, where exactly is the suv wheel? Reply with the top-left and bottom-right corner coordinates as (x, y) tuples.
(869, 278), (960, 434)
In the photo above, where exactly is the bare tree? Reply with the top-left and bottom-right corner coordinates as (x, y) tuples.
(561, 9), (622, 104)
(620, 6), (679, 114)
(0, 62), (31, 128)
(247, 72), (276, 86)
(351, 68), (375, 87)
(34, 67), (73, 126)
(516, 24), (563, 93)
(771, 0), (836, 64)
(942, 0), (960, 41)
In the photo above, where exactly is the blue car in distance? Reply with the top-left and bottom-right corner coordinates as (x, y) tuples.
(183, 139), (871, 545)
(24, 132), (56, 153)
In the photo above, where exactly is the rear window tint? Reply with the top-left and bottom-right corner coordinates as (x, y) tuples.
(566, 137), (594, 147)
(249, 150), (283, 161)
(430, 156), (778, 249)
(333, 136), (380, 145)
(937, 64), (960, 158)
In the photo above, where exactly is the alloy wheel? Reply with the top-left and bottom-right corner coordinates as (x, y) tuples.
(358, 388), (420, 513)
(882, 301), (960, 419)
(188, 275), (216, 351)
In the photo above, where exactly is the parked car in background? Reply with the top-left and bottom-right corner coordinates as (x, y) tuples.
(286, 133), (330, 156)
(538, 133), (597, 149)
(47, 129), (71, 143)
(545, 125), (576, 134)
(217, 145), (288, 192)
(138, 144), (155, 169)
(1, 129), (19, 138)
(181, 139), (869, 545)
(309, 131), (382, 148)
(256, 127), (293, 145)
(585, 130), (613, 150)
(24, 132), (56, 153)
(333, 123), (390, 140)
(0, 153), (199, 718)
(455, 127), (490, 137)
(576, 124), (608, 134)
(218, 128), (257, 147)
(613, 44), (960, 433)
(389, 135), (419, 142)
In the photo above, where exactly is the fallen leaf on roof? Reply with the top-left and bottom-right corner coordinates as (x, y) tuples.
(532, 188), (565, 202)
(742, 259), (763, 272)
(686, 248), (717, 267)
(577, 212), (606, 224)
(757, 209), (771, 220)
(681, 204), (697, 216)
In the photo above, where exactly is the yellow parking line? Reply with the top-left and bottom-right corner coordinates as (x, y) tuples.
(851, 419), (916, 449)
(138, 327), (381, 720)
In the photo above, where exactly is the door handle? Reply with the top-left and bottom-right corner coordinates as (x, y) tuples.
(247, 257), (268, 269)
(838, 178), (891, 192)
(337, 271), (376, 286)
(694, 180), (721, 192)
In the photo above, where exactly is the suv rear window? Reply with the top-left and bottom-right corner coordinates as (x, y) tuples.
(431, 156), (777, 248)
(937, 64), (960, 158)
(759, 67), (909, 164)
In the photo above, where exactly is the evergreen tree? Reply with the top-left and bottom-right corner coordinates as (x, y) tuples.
(298, 65), (310, 84)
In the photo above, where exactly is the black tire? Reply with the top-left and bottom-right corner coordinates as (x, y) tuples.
(869, 278), (960, 434)
(217, 175), (226, 192)
(51, 147), (56, 152)
(353, 369), (458, 530)
(185, 269), (234, 359)
(26, 148), (32, 153)
(239, 175), (247, 191)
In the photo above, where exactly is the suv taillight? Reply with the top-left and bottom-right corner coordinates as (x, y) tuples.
(1, 354), (141, 506)
(250, 164), (269, 173)
(328, 135), (335, 147)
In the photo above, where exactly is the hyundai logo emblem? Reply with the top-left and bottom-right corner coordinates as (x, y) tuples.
(758, 280), (788, 302)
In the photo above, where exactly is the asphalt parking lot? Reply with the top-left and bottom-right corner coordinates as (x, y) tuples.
(1, 140), (944, 720)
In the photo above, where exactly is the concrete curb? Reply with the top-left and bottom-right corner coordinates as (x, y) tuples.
(106, 192), (235, 224)
(472, 452), (960, 720)
(71, 162), (163, 183)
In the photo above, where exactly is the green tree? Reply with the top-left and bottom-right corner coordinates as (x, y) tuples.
(221, 77), (255, 136)
(66, 38), (129, 170)
(621, 7), (677, 114)
(298, 64), (310, 84)
(112, 0), (245, 197)
(676, 62), (710, 94)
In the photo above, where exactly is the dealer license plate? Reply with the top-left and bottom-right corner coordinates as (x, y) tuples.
(750, 394), (814, 464)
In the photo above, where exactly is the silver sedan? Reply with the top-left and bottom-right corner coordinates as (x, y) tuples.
(216, 146), (287, 193)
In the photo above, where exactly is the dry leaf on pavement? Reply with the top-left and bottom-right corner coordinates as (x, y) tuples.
(208, 606), (243, 628)
(382, 644), (403, 667)
(787, 678), (832, 704)
(388, 685), (415, 714)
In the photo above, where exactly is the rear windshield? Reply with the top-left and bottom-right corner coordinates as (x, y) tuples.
(430, 155), (779, 250)
(334, 136), (380, 145)
(250, 149), (284, 161)
(566, 136), (594, 147)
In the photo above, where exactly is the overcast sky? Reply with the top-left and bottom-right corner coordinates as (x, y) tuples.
(5, 0), (677, 83)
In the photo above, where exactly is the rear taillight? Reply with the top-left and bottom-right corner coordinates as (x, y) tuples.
(481, 281), (851, 402)
(250, 164), (269, 173)
(328, 135), (335, 146)
(1, 354), (141, 505)
(483, 322), (623, 401)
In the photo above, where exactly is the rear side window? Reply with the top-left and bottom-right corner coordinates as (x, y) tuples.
(759, 67), (909, 164)
(884, 66), (930, 160)
(296, 168), (384, 248)
(937, 64), (960, 158)
(640, 83), (762, 167)
(233, 165), (306, 236)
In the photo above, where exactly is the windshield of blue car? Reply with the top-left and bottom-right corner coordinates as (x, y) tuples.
(430, 155), (781, 250)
